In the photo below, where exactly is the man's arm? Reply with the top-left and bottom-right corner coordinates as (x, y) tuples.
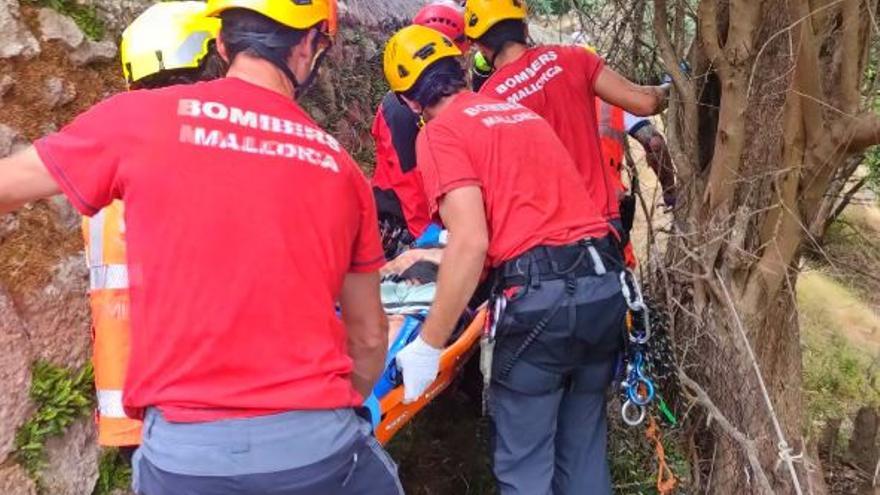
(632, 124), (676, 206)
(394, 186), (487, 403)
(594, 67), (668, 117)
(418, 186), (488, 349)
(339, 271), (388, 398)
(0, 147), (61, 214)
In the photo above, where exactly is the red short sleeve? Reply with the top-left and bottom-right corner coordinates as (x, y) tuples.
(349, 164), (385, 271)
(416, 123), (481, 216)
(34, 94), (130, 216)
(573, 45), (605, 97)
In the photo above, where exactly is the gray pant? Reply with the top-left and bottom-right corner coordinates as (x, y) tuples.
(132, 408), (404, 495)
(489, 359), (615, 495)
(489, 269), (626, 495)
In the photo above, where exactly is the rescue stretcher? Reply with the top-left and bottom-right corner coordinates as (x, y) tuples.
(367, 308), (486, 445)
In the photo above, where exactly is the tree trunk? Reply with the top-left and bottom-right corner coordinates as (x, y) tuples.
(849, 407), (880, 473)
(653, 0), (880, 493)
(820, 418), (843, 459)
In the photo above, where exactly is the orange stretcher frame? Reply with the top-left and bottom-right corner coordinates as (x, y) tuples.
(375, 308), (487, 445)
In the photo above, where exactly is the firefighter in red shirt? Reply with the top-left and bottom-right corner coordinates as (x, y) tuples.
(464, 0), (670, 248)
(371, 0), (468, 258)
(0, 0), (402, 493)
(385, 25), (628, 495)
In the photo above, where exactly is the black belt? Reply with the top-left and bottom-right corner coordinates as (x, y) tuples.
(496, 235), (621, 289)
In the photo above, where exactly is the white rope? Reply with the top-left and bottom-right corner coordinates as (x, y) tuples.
(715, 270), (805, 495)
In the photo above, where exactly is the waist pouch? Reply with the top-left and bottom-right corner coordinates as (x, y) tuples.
(491, 271), (627, 394)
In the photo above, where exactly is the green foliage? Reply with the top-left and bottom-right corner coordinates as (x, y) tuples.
(22, 0), (105, 41)
(15, 361), (95, 479)
(803, 333), (880, 424)
(529, 0), (602, 16)
(93, 449), (132, 495)
(865, 146), (880, 195)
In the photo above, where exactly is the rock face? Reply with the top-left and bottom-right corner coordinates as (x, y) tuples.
(40, 417), (100, 495)
(0, 0), (40, 59)
(20, 255), (91, 368)
(43, 77), (77, 109)
(0, 288), (34, 460)
(87, 0), (152, 33)
(0, 464), (37, 495)
(37, 7), (84, 49)
(70, 39), (118, 67)
(0, 75), (14, 101)
(0, 124), (23, 157)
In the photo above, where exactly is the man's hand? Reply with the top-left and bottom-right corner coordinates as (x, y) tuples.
(0, 146), (61, 214)
(396, 335), (443, 403)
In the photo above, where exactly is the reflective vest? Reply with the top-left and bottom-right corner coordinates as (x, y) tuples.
(595, 98), (627, 192)
(82, 200), (142, 447)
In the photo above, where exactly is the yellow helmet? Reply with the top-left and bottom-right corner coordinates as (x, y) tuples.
(384, 24), (462, 93)
(121, 1), (221, 85)
(204, 0), (338, 37)
(464, 0), (527, 40)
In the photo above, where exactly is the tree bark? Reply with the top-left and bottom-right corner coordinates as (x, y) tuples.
(656, 0), (880, 492)
(849, 407), (880, 473)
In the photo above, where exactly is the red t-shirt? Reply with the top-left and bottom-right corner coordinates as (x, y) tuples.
(480, 45), (621, 220)
(35, 77), (384, 422)
(416, 91), (609, 267)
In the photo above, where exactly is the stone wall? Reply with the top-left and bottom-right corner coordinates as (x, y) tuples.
(0, 0), (419, 492)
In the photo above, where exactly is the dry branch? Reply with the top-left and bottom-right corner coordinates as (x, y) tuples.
(678, 370), (776, 495)
(846, 112), (880, 151)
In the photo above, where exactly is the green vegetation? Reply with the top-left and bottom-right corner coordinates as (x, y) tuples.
(93, 449), (132, 495)
(799, 271), (880, 426)
(866, 147), (880, 195)
(23, 0), (105, 41)
(14, 361), (94, 480)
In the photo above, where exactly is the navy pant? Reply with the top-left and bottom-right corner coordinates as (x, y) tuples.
(488, 270), (626, 495)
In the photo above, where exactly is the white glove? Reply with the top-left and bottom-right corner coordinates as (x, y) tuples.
(396, 336), (443, 403)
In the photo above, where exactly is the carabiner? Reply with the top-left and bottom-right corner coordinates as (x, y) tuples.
(626, 376), (655, 406)
(622, 399), (647, 426)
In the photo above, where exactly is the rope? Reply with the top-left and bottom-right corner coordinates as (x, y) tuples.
(645, 416), (677, 495)
(715, 270), (805, 495)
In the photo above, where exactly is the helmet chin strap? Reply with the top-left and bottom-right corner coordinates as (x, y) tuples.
(240, 30), (329, 100)
(294, 45), (328, 99)
(247, 42), (302, 96)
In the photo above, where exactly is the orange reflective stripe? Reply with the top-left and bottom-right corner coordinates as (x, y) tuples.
(101, 201), (127, 266)
(596, 99), (627, 188)
(90, 290), (131, 390)
(97, 415), (142, 447)
(83, 201), (127, 269)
